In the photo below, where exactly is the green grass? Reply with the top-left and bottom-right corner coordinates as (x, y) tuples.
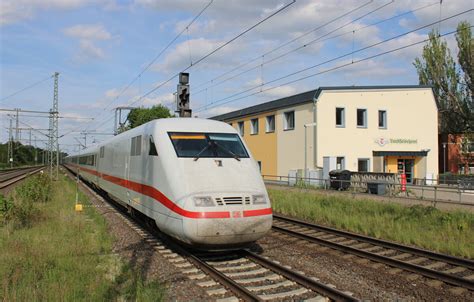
(269, 188), (474, 258)
(0, 172), (165, 301)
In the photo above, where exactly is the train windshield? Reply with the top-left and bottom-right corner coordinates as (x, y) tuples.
(169, 132), (249, 159)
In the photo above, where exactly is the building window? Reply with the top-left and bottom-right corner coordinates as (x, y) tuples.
(358, 158), (370, 172)
(336, 107), (345, 127)
(251, 118), (259, 135)
(378, 110), (387, 129)
(266, 115), (275, 133)
(336, 157), (345, 170)
(357, 109), (367, 128)
(284, 111), (295, 130)
(238, 121), (244, 136)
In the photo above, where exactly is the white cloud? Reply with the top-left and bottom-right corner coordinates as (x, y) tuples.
(63, 24), (112, 40)
(63, 23), (114, 61)
(78, 40), (105, 59)
(141, 92), (175, 106)
(154, 38), (243, 73)
(199, 106), (238, 118)
(262, 85), (297, 98)
(1, 0), (99, 26)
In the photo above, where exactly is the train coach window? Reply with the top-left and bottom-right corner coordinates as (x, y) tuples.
(169, 132), (249, 159)
(131, 135), (142, 156)
(149, 135), (158, 156)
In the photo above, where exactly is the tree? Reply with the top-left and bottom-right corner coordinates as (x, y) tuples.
(413, 21), (473, 134)
(125, 104), (174, 130)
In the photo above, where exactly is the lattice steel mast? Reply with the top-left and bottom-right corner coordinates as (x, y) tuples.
(49, 72), (59, 180)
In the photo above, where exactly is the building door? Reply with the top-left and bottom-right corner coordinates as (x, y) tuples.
(397, 159), (415, 183)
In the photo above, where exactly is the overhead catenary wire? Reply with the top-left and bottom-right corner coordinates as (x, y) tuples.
(199, 27), (470, 113)
(90, 0), (297, 133)
(0, 74), (53, 104)
(192, 0), (439, 97)
(196, 8), (473, 112)
(79, 0), (215, 136)
(99, 0), (215, 113)
(191, 0), (379, 92)
(125, 0), (297, 107)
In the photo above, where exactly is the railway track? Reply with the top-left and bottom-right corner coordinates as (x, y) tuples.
(0, 166), (44, 190)
(66, 167), (357, 302)
(273, 214), (474, 291)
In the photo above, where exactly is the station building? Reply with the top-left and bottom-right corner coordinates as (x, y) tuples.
(212, 85), (439, 183)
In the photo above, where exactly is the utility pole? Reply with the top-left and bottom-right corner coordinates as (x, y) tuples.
(15, 108), (20, 142)
(49, 72), (59, 180)
(176, 72), (191, 117)
(8, 118), (13, 167)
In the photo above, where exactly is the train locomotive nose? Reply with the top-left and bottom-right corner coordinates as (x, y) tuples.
(180, 194), (273, 247)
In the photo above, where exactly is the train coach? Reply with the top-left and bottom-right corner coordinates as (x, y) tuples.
(64, 118), (273, 249)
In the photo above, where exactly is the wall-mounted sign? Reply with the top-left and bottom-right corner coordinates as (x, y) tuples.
(375, 137), (418, 147)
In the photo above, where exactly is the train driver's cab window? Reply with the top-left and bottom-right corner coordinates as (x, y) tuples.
(168, 132), (250, 159)
(149, 135), (158, 156)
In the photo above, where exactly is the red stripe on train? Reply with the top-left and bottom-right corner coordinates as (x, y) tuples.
(69, 164), (270, 219)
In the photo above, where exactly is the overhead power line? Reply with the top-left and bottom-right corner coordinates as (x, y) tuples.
(126, 0), (296, 107)
(197, 9), (473, 111)
(192, 1), (439, 97)
(100, 0), (215, 113)
(192, 0), (380, 92)
(200, 28), (470, 113)
(91, 0), (297, 133)
(0, 74), (53, 104)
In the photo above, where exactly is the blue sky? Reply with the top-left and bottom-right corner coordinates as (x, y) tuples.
(1, 0), (472, 154)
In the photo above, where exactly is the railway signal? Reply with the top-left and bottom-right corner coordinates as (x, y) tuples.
(176, 72), (192, 117)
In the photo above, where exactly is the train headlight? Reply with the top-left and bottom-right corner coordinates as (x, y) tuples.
(252, 194), (266, 205)
(193, 196), (215, 207)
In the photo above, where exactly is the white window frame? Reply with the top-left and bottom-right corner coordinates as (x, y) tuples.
(378, 110), (387, 129)
(250, 118), (259, 135)
(265, 115), (275, 133)
(238, 121), (244, 136)
(283, 111), (295, 131)
(336, 156), (345, 170)
(357, 108), (367, 128)
(335, 107), (345, 128)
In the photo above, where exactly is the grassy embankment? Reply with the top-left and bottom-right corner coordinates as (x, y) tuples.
(269, 188), (474, 258)
(0, 172), (165, 301)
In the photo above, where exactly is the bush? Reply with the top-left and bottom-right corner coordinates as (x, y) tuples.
(15, 173), (52, 203)
(2, 174), (52, 228)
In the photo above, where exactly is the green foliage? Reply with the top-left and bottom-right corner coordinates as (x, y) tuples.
(15, 173), (52, 203)
(1, 174), (52, 228)
(269, 188), (474, 257)
(125, 105), (174, 131)
(0, 142), (49, 168)
(0, 173), (165, 300)
(413, 21), (473, 133)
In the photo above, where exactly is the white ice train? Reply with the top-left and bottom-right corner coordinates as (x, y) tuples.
(64, 118), (273, 249)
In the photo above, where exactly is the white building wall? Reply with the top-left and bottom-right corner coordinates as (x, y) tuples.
(276, 103), (315, 176)
(316, 88), (438, 178)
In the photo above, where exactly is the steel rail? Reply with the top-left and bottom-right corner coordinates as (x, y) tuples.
(272, 225), (474, 290)
(64, 165), (262, 302)
(273, 214), (474, 269)
(239, 249), (359, 302)
(0, 167), (44, 189)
